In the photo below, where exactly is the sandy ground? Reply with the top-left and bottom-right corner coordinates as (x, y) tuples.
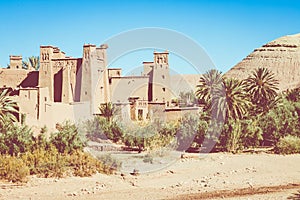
(0, 153), (300, 200)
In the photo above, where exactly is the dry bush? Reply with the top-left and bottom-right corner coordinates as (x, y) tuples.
(275, 135), (300, 154)
(0, 155), (29, 182)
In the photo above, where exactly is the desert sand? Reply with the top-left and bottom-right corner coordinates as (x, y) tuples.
(0, 153), (299, 200)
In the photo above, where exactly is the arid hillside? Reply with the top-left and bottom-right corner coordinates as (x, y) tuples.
(225, 33), (300, 91)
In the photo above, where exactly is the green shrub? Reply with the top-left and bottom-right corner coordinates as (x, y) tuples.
(85, 116), (123, 143)
(97, 154), (122, 174)
(50, 121), (86, 154)
(0, 155), (29, 182)
(0, 122), (33, 156)
(176, 113), (200, 151)
(143, 154), (153, 164)
(259, 100), (300, 146)
(275, 135), (300, 154)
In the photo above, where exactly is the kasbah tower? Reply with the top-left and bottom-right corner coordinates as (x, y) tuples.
(0, 44), (199, 132)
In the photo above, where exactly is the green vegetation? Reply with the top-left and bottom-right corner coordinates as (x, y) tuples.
(1, 66), (300, 183)
(22, 56), (40, 70)
(50, 121), (86, 154)
(0, 90), (120, 182)
(275, 135), (300, 154)
(0, 89), (18, 126)
(196, 67), (300, 153)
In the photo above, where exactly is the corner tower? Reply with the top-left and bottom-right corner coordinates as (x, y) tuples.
(39, 46), (54, 101)
(9, 55), (22, 69)
(150, 51), (171, 105)
(80, 44), (110, 115)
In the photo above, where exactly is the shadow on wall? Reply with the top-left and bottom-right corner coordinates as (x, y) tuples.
(18, 71), (39, 88)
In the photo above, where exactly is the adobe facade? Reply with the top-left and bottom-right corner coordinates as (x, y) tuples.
(0, 44), (199, 131)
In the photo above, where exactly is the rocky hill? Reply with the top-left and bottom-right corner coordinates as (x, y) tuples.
(225, 33), (300, 91)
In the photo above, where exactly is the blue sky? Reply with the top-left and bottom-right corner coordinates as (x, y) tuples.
(0, 0), (300, 74)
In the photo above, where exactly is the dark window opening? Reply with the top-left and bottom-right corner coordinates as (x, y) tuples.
(54, 69), (63, 102)
(138, 109), (143, 121)
(162, 88), (166, 92)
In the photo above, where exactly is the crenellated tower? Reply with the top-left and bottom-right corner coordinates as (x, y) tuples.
(150, 51), (171, 105)
(80, 44), (110, 114)
(39, 46), (54, 101)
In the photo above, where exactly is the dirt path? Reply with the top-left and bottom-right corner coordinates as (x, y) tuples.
(171, 183), (300, 199)
(0, 153), (299, 200)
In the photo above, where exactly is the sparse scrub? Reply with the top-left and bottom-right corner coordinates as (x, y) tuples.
(68, 151), (99, 177)
(0, 155), (29, 182)
(97, 154), (122, 173)
(21, 145), (67, 178)
(275, 135), (300, 154)
(142, 154), (154, 164)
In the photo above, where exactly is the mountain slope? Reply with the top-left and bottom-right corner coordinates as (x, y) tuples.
(225, 33), (300, 91)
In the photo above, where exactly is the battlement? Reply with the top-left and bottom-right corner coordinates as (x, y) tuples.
(83, 44), (96, 47)
(154, 50), (169, 64)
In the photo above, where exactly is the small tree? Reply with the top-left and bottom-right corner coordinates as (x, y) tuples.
(99, 103), (114, 123)
(176, 113), (200, 151)
(0, 121), (33, 156)
(50, 121), (86, 154)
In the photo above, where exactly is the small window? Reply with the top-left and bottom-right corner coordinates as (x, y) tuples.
(85, 91), (87, 95)
(45, 97), (47, 101)
(162, 75), (165, 79)
(162, 88), (166, 92)
(138, 109), (143, 121)
(16, 65), (19, 69)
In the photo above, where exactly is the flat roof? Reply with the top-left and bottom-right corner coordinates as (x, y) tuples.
(110, 75), (149, 79)
(83, 44), (96, 47)
(40, 45), (54, 48)
(108, 68), (122, 70)
(143, 61), (154, 64)
(51, 58), (82, 61)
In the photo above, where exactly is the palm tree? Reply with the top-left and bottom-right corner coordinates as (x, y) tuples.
(285, 88), (300, 102)
(99, 102), (114, 122)
(213, 78), (250, 121)
(244, 67), (279, 113)
(196, 69), (223, 108)
(0, 89), (19, 126)
(22, 56), (40, 70)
